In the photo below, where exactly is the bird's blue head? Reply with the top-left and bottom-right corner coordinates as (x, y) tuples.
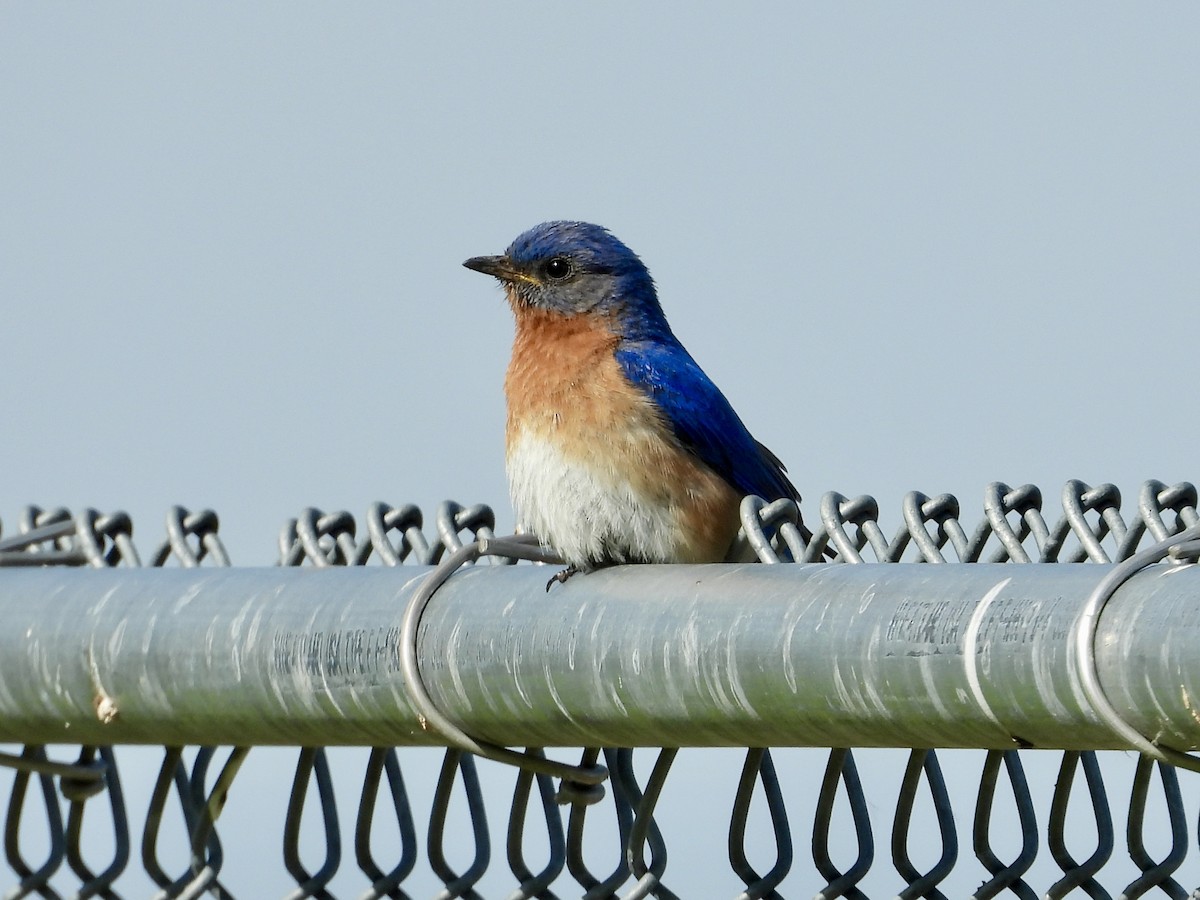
(464, 221), (669, 338)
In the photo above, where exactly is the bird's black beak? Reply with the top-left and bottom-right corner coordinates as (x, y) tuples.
(463, 255), (523, 283)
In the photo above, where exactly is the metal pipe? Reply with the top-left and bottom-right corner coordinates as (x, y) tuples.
(0, 562), (1196, 751)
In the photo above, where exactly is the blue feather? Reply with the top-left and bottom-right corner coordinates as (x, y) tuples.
(614, 340), (800, 503)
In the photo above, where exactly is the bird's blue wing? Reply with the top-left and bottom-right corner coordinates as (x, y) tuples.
(614, 341), (800, 502)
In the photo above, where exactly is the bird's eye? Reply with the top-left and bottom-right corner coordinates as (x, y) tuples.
(543, 257), (572, 280)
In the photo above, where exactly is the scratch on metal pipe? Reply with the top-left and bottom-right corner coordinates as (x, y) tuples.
(724, 618), (756, 716)
(544, 662), (577, 723)
(782, 614), (798, 694)
(1182, 686), (1200, 727)
(445, 620), (471, 712)
(963, 577), (1011, 731)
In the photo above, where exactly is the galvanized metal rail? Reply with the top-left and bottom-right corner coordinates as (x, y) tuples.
(0, 554), (1197, 758)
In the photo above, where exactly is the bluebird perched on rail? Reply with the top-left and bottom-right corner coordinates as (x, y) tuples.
(464, 221), (814, 578)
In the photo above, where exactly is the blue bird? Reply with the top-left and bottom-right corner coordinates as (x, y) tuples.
(464, 221), (814, 575)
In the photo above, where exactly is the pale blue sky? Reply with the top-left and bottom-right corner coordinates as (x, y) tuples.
(4, 5), (1197, 559)
(2, 4), (1198, 896)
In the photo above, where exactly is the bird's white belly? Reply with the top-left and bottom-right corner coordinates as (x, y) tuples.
(506, 430), (683, 565)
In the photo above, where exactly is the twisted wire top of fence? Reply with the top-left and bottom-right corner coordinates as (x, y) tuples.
(2, 479), (1194, 569)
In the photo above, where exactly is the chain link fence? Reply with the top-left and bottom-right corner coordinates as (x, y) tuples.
(0, 479), (1198, 897)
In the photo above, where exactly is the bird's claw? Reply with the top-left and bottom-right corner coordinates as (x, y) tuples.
(546, 564), (581, 591)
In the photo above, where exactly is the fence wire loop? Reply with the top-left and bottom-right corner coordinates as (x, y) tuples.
(5, 745), (65, 898)
(64, 746), (129, 897)
(971, 750), (1038, 900)
(354, 748), (417, 900)
(819, 493), (887, 563)
(812, 748), (872, 900)
(727, 748), (792, 900)
(1055, 480), (1125, 563)
(281, 508), (360, 567)
(505, 748), (567, 900)
(399, 532), (609, 803)
(1139, 480), (1199, 544)
(739, 496), (814, 563)
(150, 506), (229, 568)
(566, 747), (636, 898)
(76, 508), (141, 568)
(1071, 520), (1200, 772)
(363, 502), (431, 566)
(979, 482), (1047, 563)
(282, 747), (340, 899)
(615, 748), (678, 900)
(899, 491), (969, 563)
(891, 749), (956, 900)
(428, 750), (489, 900)
(1123, 756), (1189, 899)
(1046, 751), (1112, 899)
(142, 748), (193, 894)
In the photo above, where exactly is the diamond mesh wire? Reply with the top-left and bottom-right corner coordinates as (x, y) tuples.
(0, 480), (1197, 897)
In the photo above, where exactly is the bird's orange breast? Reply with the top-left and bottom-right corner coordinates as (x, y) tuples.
(503, 307), (742, 564)
(505, 308), (636, 440)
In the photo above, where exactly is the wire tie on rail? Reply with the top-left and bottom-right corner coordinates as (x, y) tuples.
(399, 533), (608, 804)
(1071, 521), (1200, 772)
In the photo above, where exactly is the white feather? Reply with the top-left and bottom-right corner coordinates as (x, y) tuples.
(506, 429), (681, 565)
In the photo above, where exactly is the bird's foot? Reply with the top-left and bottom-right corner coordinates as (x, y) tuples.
(545, 560), (619, 591)
(546, 564), (584, 591)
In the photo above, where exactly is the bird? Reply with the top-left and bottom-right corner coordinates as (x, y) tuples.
(463, 221), (816, 579)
